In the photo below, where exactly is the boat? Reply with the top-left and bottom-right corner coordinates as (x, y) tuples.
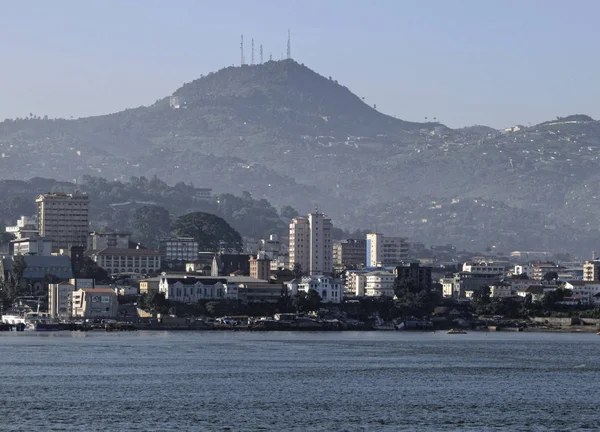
(447, 328), (467, 334)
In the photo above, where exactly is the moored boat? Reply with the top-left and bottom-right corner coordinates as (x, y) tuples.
(447, 328), (467, 334)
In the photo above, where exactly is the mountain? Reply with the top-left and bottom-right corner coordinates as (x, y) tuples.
(1, 60), (599, 256)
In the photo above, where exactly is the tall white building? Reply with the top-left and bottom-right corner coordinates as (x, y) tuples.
(36, 193), (89, 252)
(366, 233), (409, 267)
(289, 212), (333, 276)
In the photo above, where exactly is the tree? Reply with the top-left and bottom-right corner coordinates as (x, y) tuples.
(0, 232), (15, 244)
(80, 257), (110, 283)
(292, 289), (322, 313)
(173, 212), (242, 252)
(470, 286), (491, 315)
(280, 205), (299, 220)
(543, 271), (559, 282)
(292, 263), (303, 279)
(131, 206), (171, 249)
(12, 255), (27, 286)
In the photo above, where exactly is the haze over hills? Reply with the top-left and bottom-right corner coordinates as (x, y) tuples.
(1, 59), (600, 256)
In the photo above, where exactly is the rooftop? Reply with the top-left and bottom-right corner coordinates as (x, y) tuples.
(91, 248), (160, 256)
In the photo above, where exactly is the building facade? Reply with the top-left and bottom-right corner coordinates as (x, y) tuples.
(88, 232), (130, 251)
(583, 260), (600, 282)
(11, 237), (52, 256)
(71, 288), (118, 319)
(5, 215), (38, 239)
(36, 193), (89, 252)
(287, 275), (343, 303)
(250, 254), (271, 280)
(394, 263), (432, 291)
(159, 237), (199, 262)
(333, 239), (367, 268)
(462, 261), (506, 275)
(89, 248), (161, 275)
(289, 212), (333, 276)
(48, 282), (76, 318)
(366, 233), (409, 267)
(364, 270), (395, 297)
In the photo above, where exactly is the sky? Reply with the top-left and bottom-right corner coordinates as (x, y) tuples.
(0, 0), (599, 128)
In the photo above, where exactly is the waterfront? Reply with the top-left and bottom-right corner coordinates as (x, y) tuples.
(0, 332), (599, 431)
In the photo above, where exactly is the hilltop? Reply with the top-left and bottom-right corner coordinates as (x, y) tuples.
(1, 60), (600, 254)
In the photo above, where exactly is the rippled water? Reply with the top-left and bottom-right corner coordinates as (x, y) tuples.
(0, 331), (599, 431)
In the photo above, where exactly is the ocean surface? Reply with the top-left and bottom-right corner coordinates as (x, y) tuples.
(0, 331), (599, 431)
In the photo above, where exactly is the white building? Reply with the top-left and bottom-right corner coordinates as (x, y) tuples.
(513, 264), (533, 277)
(36, 193), (89, 252)
(11, 237), (53, 256)
(462, 261), (506, 275)
(366, 233), (409, 267)
(364, 270), (395, 297)
(564, 281), (600, 305)
(287, 275), (343, 303)
(48, 282), (76, 318)
(159, 276), (227, 302)
(5, 216), (38, 239)
(289, 212), (333, 276)
(89, 248), (161, 275)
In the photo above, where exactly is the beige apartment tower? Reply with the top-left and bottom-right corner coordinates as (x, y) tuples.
(289, 212), (333, 276)
(36, 193), (89, 252)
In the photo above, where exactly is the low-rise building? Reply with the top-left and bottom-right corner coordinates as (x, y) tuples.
(452, 272), (502, 299)
(139, 277), (161, 294)
(364, 270), (395, 297)
(89, 247), (161, 275)
(563, 281), (600, 305)
(11, 237), (53, 256)
(159, 275), (227, 302)
(71, 288), (118, 319)
(489, 282), (514, 298)
(531, 263), (560, 281)
(287, 275), (343, 303)
(5, 215), (38, 239)
(462, 261), (506, 275)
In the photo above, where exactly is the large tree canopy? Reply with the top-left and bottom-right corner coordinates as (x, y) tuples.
(131, 205), (171, 249)
(172, 212), (243, 252)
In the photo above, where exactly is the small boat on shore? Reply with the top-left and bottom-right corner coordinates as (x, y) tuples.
(447, 328), (467, 334)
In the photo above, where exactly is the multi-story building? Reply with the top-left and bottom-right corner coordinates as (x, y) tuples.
(364, 270), (395, 297)
(286, 275), (343, 303)
(259, 235), (281, 259)
(89, 248), (161, 275)
(462, 261), (506, 276)
(5, 216), (38, 239)
(451, 272), (502, 299)
(366, 233), (409, 267)
(564, 281), (600, 305)
(289, 212), (333, 276)
(583, 260), (600, 282)
(48, 282), (76, 318)
(36, 193), (89, 252)
(11, 237), (52, 256)
(531, 263), (560, 281)
(71, 288), (118, 319)
(88, 232), (130, 251)
(394, 263), (432, 291)
(250, 254), (271, 280)
(333, 239), (367, 269)
(159, 237), (199, 262)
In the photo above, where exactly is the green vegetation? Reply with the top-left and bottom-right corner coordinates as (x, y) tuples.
(172, 212), (243, 252)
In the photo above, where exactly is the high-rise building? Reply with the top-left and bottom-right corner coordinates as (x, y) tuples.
(159, 237), (199, 262)
(289, 212), (333, 276)
(36, 193), (89, 252)
(366, 233), (409, 267)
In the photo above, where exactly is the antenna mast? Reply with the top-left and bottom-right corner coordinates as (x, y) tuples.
(260, 44), (263, 63)
(287, 29), (291, 59)
(251, 38), (255, 65)
(240, 34), (245, 66)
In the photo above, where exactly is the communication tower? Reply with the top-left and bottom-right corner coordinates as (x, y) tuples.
(240, 34), (245, 65)
(286, 29), (291, 59)
(251, 38), (255, 65)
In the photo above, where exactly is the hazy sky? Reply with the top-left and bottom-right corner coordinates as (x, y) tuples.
(1, 0), (598, 128)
